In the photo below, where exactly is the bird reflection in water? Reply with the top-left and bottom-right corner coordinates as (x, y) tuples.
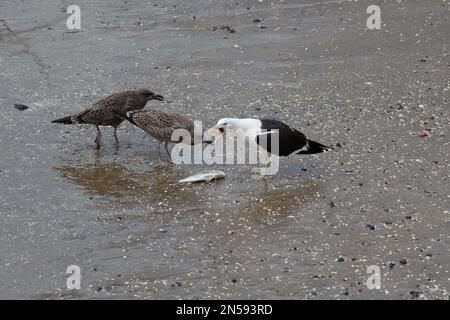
(54, 161), (185, 199)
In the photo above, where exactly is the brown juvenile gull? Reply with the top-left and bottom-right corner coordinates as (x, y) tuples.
(51, 89), (164, 149)
(115, 109), (210, 163)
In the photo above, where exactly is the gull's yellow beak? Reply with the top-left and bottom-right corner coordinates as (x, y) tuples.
(208, 125), (219, 132)
(208, 125), (225, 143)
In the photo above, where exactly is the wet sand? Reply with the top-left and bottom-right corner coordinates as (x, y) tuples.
(0, 0), (448, 299)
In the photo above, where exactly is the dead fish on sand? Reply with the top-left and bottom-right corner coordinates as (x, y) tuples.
(178, 170), (225, 183)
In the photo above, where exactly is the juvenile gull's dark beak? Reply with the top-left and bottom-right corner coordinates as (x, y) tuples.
(152, 94), (164, 101)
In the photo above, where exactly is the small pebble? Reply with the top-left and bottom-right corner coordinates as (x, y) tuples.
(417, 131), (429, 138)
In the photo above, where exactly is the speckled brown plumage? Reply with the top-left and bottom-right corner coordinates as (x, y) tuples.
(52, 89), (164, 149)
(119, 110), (206, 162)
(131, 110), (194, 141)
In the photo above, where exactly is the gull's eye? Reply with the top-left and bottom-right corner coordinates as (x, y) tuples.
(219, 127), (225, 133)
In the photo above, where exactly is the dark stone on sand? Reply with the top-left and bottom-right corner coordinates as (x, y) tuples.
(14, 104), (29, 111)
(399, 258), (407, 265)
(409, 291), (420, 298)
(329, 201), (335, 208)
(252, 18), (262, 23)
(366, 224), (375, 231)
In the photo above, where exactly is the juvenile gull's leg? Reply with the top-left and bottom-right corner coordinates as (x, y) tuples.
(156, 143), (162, 162)
(164, 142), (172, 163)
(94, 125), (102, 149)
(113, 125), (119, 146)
